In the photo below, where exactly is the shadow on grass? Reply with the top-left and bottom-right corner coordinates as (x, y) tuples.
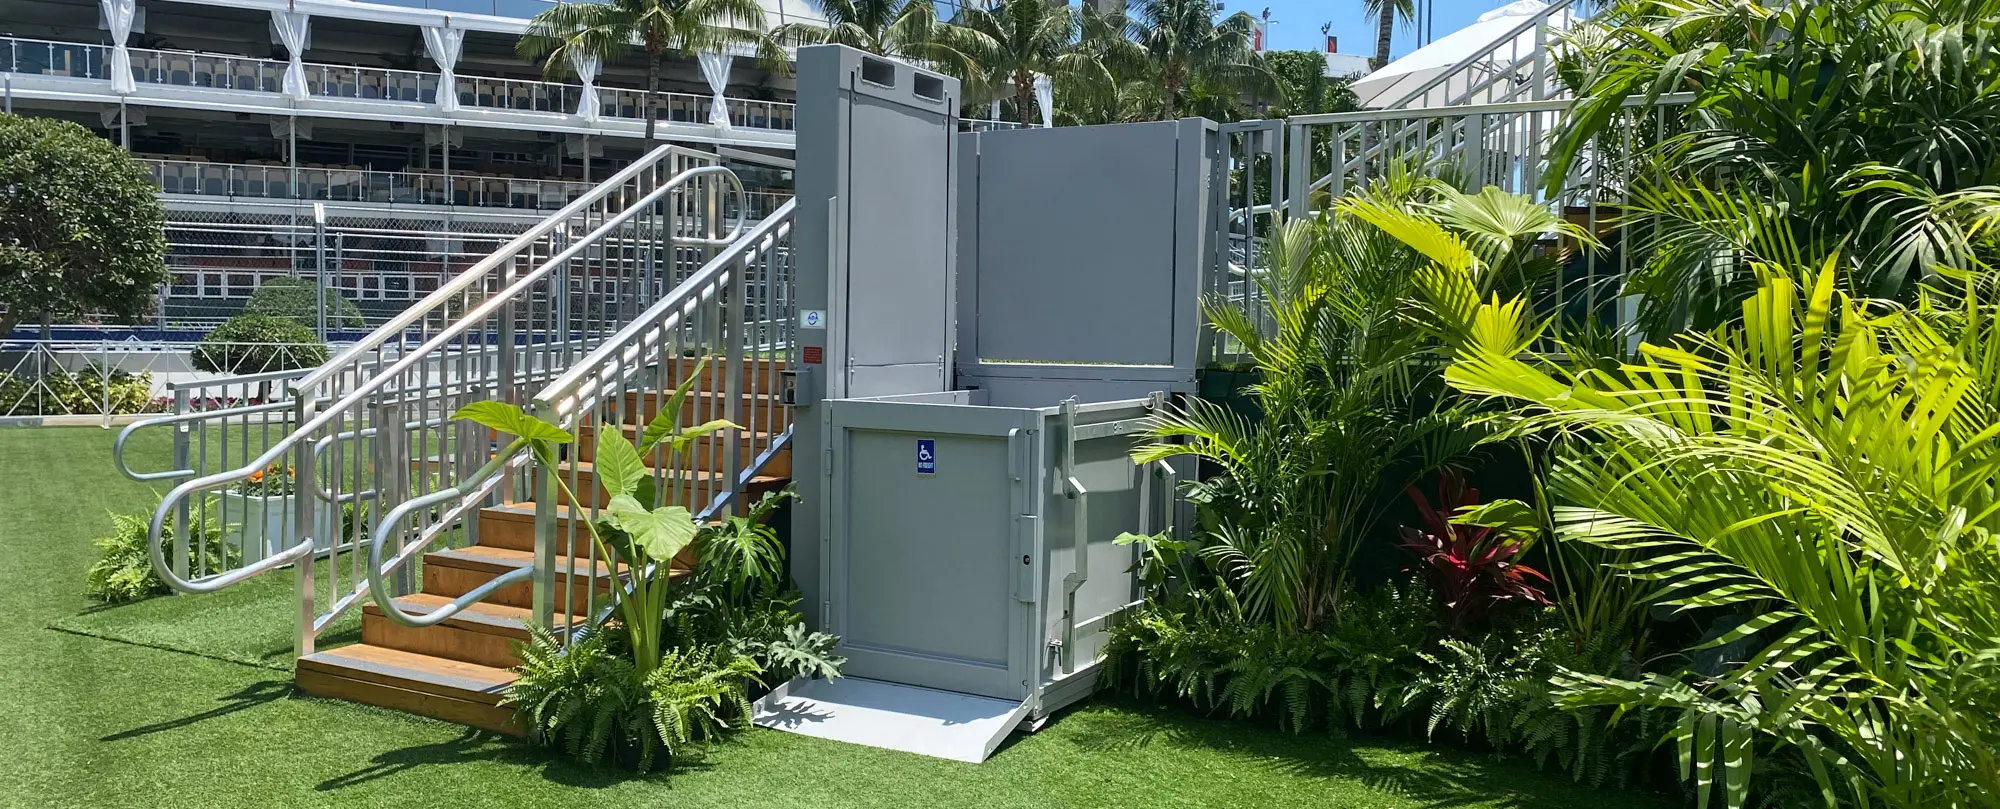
(313, 726), (716, 793)
(101, 679), (294, 741)
(1055, 698), (1674, 809)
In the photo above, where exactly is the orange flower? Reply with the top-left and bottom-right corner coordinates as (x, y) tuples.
(248, 469), (265, 483)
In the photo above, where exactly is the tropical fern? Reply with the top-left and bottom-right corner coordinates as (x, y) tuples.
(643, 645), (762, 763)
(1439, 261), (2000, 807)
(85, 510), (231, 603)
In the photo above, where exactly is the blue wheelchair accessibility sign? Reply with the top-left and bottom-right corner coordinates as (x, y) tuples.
(916, 439), (936, 475)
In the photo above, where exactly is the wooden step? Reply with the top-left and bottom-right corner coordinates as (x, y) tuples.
(608, 358), (790, 401)
(573, 423), (791, 477)
(361, 595), (568, 670)
(421, 544), (620, 615)
(296, 644), (520, 735)
(547, 460), (788, 510)
(475, 503), (720, 575)
(621, 388), (788, 428)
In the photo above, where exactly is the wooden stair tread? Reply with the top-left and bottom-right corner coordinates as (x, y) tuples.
(425, 544), (625, 578)
(365, 594), (577, 638)
(482, 501), (773, 523)
(557, 458), (786, 483)
(299, 644), (516, 704)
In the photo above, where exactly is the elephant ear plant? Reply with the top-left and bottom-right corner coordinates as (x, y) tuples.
(451, 358), (825, 770)
(454, 358), (739, 675)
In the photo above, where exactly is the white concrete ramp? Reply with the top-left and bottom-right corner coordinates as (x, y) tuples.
(751, 677), (1029, 763)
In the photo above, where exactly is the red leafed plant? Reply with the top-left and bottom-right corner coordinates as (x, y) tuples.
(1399, 471), (1550, 634)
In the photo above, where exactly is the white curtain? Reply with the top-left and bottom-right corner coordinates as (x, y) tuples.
(270, 10), (310, 101)
(100, 0), (136, 94)
(1032, 73), (1052, 128)
(571, 52), (601, 122)
(423, 25), (465, 113)
(697, 51), (732, 130)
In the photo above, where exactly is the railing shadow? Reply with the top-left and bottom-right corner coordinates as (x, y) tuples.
(313, 727), (712, 791)
(100, 679), (292, 741)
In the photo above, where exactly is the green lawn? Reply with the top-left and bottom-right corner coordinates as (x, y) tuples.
(0, 427), (1678, 809)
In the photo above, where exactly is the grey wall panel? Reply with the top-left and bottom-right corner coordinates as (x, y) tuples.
(791, 45), (960, 632)
(956, 118), (1217, 404)
(971, 122), (1182, 366)
(844, 94), (953, 372)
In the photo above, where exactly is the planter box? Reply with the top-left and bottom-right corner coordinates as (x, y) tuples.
(219, 491), (340, 562)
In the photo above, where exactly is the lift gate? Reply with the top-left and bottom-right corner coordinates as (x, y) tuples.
(755, 45), (1211, 763)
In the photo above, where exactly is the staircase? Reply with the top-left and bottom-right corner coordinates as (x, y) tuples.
(138, 144), (801, 734)
(296, 356), (793, 733)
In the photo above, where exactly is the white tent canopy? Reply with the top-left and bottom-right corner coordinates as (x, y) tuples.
(1349, 0), (1574, 109)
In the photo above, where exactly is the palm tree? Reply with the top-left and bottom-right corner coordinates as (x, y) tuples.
(1118, 0), (1274, 120)
(1433, 262), (2000, 808)
(1364, 0), (1415, 70)
(1547, 0), (2000, 336)
(958, 0), (1114, 126)
(518, 0), (789, 151)
(774, 0), (992, 83)
(1135, 176), (1586, 632)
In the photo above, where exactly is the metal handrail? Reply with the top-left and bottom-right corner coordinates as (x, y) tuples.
(1380, 0), (1576, 111)
(298, 145), (712, 391)
(538, 199), (795, 416)
(114, 399), (295, 482)
(146, 158), (746, 596)
(366, 451), (532, 628)
(369, 199), (796, 629)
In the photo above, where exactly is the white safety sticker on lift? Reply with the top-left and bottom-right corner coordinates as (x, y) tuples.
(799, 309), (826, 329)
(916, 439), (936, 474)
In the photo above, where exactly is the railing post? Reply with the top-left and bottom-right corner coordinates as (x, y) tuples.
(171, 388), (192, 580)
(723, 256), (746, 514)
(531, 434), (556, 630)
(1285, 123), (1310, 219)
(293, 392), (318, 659)
(1329, 126), (1348, 198)
(374, 399), (414, 595)
(99, 340), (112, 428)
(1463, 113), (1487, 190)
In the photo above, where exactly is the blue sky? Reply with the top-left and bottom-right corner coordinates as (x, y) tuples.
(1218, 0), (1518, 60)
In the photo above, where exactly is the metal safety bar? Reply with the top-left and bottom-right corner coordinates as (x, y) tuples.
(1212, 93), (1694, 367)
(144, 146), (748, 663)
(369, 198), (797, 635)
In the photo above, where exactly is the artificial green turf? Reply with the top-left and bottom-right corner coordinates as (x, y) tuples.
(50, 568), (359, 670)
(0, 427), (1680, 809)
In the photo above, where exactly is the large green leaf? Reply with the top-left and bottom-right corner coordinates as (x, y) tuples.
(592, 421), (646, 500)
(638, 357), (711, 454)
(604, 494), (699, 563)
(451, 401), (572, 444)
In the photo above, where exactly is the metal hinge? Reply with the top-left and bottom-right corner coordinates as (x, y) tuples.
(822, 600), (831, 628)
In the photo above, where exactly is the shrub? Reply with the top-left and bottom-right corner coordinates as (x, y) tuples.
(509, 626), (760, 772)
(462, 371), (841, 772)
(190, 314), (328, 374)
(1398, 472), (1550, 635)
(1103, 580), (1437, 735)
(243, 278), (365, 330)
(0, 365), (157, 416)
(85, 510), (232, 602)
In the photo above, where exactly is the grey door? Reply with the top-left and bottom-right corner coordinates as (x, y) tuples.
(826, 400), (1035, 701)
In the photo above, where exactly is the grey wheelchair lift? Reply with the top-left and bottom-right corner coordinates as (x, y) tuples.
(752, 45), (1216, 763)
